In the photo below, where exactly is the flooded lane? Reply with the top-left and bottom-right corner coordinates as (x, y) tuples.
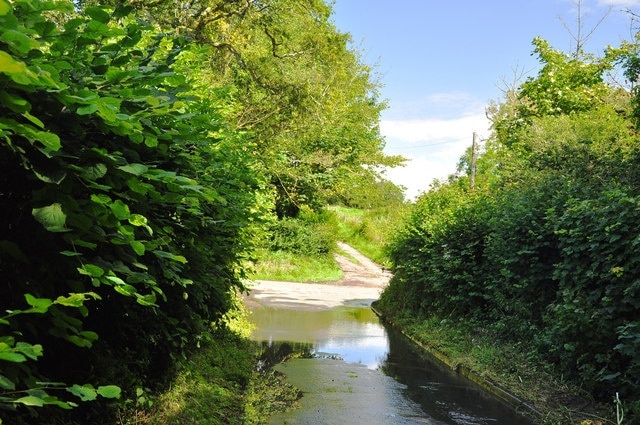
(246, 289), (534, 425)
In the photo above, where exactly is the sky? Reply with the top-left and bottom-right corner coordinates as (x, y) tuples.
(330, 0), (640, 199)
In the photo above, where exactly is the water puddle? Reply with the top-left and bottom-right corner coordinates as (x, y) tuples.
(248, 297), (534, 424)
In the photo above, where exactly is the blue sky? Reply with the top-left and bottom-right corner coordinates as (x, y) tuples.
(331, 0), (640, 199)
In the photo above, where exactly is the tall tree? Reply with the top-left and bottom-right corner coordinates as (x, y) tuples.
(83, 0), (405, 216)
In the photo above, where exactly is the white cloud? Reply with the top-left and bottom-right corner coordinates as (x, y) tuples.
(380, 113), (491, 200)
(385, 92), (489, 120)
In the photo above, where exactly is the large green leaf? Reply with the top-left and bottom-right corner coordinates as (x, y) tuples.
(110, 199), (130, 220)
(97, 385), (121, 399)
(118, 163), (148, 176)
(32, 203), (67, 232)
(0, 29), (39, 54)
(84, 6), (111, 24)
(78, 264), (105, 277)
(0, 50), (27, 74)
(24, 294), (53, 313)
(15, 395), (44, 407)
(0, 351), (26, 363)
(67, 384), (97, 401)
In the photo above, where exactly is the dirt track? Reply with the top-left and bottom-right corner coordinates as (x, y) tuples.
(244, 242), (391, 310)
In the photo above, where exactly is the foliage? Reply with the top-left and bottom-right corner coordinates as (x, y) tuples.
(544, 190), (640, 399)
(379, 36), (640, 422)
(329, 205), (407, 266)
(250, 249), (343, 282)
(0, 0), (267, 422)
(251, 208), (342, 282)
(124, 329), (256, 425)
(267, 209), (337, 257)
(331, 175), (406, 210)
(84, 0), (404, 217)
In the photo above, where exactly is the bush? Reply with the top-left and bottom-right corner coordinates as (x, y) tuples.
(267, 210), (336, 257)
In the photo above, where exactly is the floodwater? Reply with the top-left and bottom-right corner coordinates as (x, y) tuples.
(247, 296), (535, 425)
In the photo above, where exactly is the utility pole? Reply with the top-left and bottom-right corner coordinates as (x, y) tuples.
(470, 132), (477, 190)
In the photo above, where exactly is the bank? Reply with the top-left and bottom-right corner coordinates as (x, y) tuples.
(371, 301), (617, 425)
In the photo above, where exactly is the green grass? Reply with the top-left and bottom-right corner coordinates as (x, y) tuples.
(116, 330), (256, 425)
(116, 301), (301, 425)
(328, 205), (407, 266)
(249, 248), (343, 282)
(380, 313), (614, 425)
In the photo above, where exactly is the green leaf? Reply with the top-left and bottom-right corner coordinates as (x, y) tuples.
(34, 130), (61, 151)
(15, 395), (44, 407)
(32, 165), (66, 184)
(110, 200), (130, 220)
(105, 275), (126, 286)
(55, 293), (96, 307)
(153, 250), (188, 264)
(96, 97), (121, 122)
(118, 163), (148, 176)
(0, 351), (26, 363)
(67, 384), (97, 401)
(0, 29), (39, 54)
(66, 330), (98, 348)
(66, 335), (93, 348)
(84, 6), (111, 24)
(60, 250), (82, 257)
(135, 292), (157, 307)
(83, 163), (108, 180)
(0, 374), (15, 390)
(90, 193), (111, 204)
(0, 91), (29, 112)
(24, 294), (53, 313)
(130, 240), (145, 256)
(78, 264), (104, 278)
(42, 396), (74, 409)
(22, 111), (43, 128)
(77, 103), (98, 115)
(32, 203), (67, 232)
(144, 134), (158, 147)
(113, 283), (136, 297)
(14, 342), (43, 361)
(97, 385), (121, 399)
(0, 50), (29, 79)
(128, 214), (148, 226)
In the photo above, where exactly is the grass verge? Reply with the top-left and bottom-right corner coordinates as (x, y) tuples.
(115, 301), (301, 425)
(378, 312), (616, 425)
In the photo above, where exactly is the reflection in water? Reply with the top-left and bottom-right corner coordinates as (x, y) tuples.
(249, 305), (534, 425)
(250, 306), (389, 369)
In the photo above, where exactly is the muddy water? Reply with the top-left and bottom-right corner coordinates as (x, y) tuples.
(248, 301), (534, 424)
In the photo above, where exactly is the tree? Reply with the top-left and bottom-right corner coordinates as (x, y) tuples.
(83, 0), (405, 216)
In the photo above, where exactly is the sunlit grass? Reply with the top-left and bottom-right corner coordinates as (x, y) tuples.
(385, 315), (611, 425)
(249, 249), (343, 282)
(328, 205), (408, 266)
